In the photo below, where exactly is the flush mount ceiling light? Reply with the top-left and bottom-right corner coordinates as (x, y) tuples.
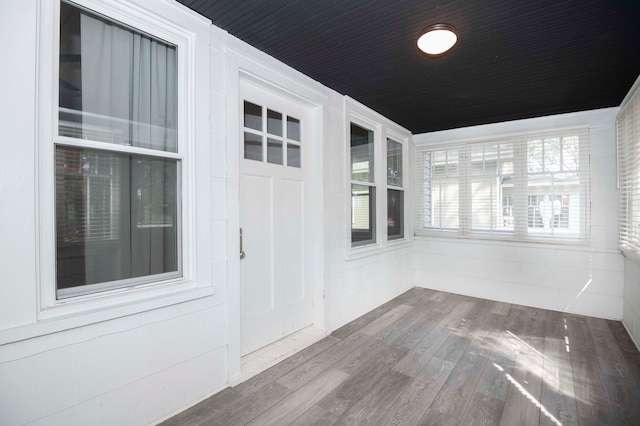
(417, 24), (457, 56)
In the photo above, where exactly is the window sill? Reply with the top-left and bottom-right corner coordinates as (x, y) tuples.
(0, 281), (214, 346)
(621, 248), (640, 265)
(346, 238), (412, 261)
(413, 231), (613, 252)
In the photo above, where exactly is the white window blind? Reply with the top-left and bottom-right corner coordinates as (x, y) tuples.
(415, 128), (590, 242)
(618, 79), (640, 258)
(420, 149), (460, 230)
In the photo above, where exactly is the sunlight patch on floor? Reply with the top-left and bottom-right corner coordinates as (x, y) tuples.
(494, 363), (563, 426)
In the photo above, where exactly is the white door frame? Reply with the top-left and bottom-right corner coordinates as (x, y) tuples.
(225, 48), (327, 382)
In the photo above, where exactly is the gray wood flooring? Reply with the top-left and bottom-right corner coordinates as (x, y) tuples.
(161, 288), (640, 425)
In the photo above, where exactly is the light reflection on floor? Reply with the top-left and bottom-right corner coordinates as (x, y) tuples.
(465, 314), (581, 425)
(493, 362), (563, 426)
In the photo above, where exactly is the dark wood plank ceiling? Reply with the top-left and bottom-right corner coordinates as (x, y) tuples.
(176, 0), (640, 134)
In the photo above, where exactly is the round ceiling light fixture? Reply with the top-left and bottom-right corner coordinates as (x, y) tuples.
(417, 24), (457, 56)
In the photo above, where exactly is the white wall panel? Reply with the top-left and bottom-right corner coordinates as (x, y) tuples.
(0, 301), (229, 425)
(146, 312), (205, 375)
(0, 346), (76, 425)
(0, 0), (38, 332)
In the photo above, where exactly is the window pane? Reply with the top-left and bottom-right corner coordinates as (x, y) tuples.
(244, 132), (262, 161)
(387, 189), (404, 239)
(527, 136), (581, 237)
(562, 136), (579, 171)
(544, 138), (561, 172)
(528, 139), (543, 172)
(287, 116), (300, 141)
(351, 184), (376, 245)
(287, 143), (301, 168)
(59, 2), (177, 152)
(528, 190), (578, 235)
(267, 109), (283, 136)
(387, 138), (402, 186)
(267, 138), (283, 165)
(351, 123), (374, 182)
(470, 143), (514, 232)
(244, 101), (262, 131)
(56, 146), (179, 294)
(426, 150), (459, 229)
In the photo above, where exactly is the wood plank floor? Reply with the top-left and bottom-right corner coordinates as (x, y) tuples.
(161, 288), (640, 425)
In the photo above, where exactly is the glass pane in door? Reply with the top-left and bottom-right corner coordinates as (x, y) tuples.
(244, 132), (262, 161)
(267, 138), (283, 164)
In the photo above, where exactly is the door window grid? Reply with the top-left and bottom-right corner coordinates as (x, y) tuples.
(243, 101), (301, 168)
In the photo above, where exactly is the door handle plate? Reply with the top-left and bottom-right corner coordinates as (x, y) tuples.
(240, 227), (246, 260)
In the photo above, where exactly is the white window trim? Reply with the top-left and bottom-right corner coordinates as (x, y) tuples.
(34, 0), (213, 326)
(345, 97), (412, 259)
(386, 128), (409, 242)
(349, 112), (380, 249)
(414, 126), (591, 244)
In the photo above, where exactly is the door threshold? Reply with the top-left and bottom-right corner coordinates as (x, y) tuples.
(232, 326), (326, 386)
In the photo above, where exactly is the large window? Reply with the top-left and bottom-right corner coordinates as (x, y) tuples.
(416, 129), (590, 241)
(56, 1), (181, 297)
(618, 79), (640, 259)
(347, 99), (410, 252)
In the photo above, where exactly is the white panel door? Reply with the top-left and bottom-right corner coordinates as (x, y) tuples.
(239, 81), (313, 356)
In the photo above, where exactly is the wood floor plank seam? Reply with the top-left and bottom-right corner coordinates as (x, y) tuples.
(161, 288), (640, 426)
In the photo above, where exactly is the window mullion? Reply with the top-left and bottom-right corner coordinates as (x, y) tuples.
(513, 140), (528, 236)
(54, 137), (182, 160)
(460, 147), (471, 234)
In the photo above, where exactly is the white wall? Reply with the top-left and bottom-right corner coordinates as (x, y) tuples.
(623, 257), (640, 348)
(0, 1), (229, 424)
(0, 0), (415, 423)
(7, 0), (629, 423)
(413, 108), (625, 319)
